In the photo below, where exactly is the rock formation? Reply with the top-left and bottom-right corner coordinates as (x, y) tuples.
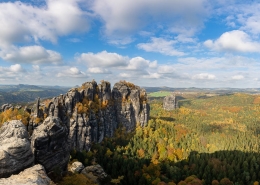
(81, 164), (109, 185)
(1, 103), (13, 112)
(163, 94), (178, 111)
(0, 120), (34, 178)
(68, 161), (85, 173)
(31, 117), (70, 174)
(112, 81), (149, 130)
(28, 80), (149, 152)
(0, 164), (53, 185)
(0, 80), (150, 180)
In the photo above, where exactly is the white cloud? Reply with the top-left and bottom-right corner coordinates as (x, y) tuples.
(143, 72), (161, 79)
(204, 30), (260, 52)
(32, 65), (40, 71)
(0, 45), (62, 64)
(57, 67), (86, 78)
(127, 57), (151, 70)
(0, 0), (89, 46)
(0, 64), (26, 80)
(158, 65), (176, 74)
(137, 37), (185, 56)
(78, 51), (128, 68)
(232, 75), (244, 80)
(192, 73), (216, 80)
(119, 73), (132, 78)
(9, 64), (24, 72)
(91, 0), (208, 44)
(87, 67), (111, 74)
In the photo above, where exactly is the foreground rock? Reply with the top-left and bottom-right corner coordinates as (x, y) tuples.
(163, 94), (178, 110)
(81, 164), (110, 185)
(0, 120), (34, 178)
(0, 164), (52, 185)
(68, 161), (85, 173)
(31, 116), (70, 174)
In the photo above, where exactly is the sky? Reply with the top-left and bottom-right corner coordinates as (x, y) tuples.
(0, 0), (260, 88)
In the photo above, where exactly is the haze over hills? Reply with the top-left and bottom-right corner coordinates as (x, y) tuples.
(0, 84), (70, 105)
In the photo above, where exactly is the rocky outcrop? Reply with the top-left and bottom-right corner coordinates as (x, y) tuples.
(0, 120), (34, 178)
(28, 80), (149, 152)
(112, 81), (150, 131)
(31, 117), (70, 174)
(81, 164), (109, 185)
(68, 161), (85, 173)
(0, 164), (52, 185)
(0, 80), (149, 181)
(1, 103), (13, 112)
(163, 94), (178, 111)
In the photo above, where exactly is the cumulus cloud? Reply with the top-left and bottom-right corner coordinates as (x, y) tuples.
(192, 73), (216, 80)
(119, 73), (132, 78)
(0, 0), (89, 46)
(137, 37), (185, 56)
(232, 75), (244, 80)
(0, 64), (26, 80)
(87, 67), (111, 74)
(127, 57), (152, 70)
(0, 45), (62, 64)
(91, 0), (208, 44)
(78, 51), (128, 68)
(57, 67), (86, 78)
(204, 30), (260, 52)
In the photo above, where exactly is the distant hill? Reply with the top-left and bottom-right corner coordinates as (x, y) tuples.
(143, 86), (260, 94)
(0, 84), (70, 105)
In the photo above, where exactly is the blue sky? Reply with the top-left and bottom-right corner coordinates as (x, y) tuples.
(0, 0), (260, 88)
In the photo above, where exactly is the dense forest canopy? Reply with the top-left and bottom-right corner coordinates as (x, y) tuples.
(1, 91), (260, 184)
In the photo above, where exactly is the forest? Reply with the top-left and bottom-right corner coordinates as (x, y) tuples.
(67, 92), (260, 185)
(1, 92), (260, 184)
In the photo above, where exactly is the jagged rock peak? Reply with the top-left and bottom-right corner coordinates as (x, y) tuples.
(0, 120), (34, 178)
(28, 80), (149, 152)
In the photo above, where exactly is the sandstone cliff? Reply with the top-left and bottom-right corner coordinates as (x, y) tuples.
(28, 80), (149, 153)
(0, 80), (149, 178)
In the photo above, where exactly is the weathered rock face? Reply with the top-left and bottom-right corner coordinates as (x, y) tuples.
(0, 164), (52, 185)
(112, 81), (150, 130)
(163, 94), (178, 111)
(0, 120), (34, 178)
(81, 164), (109, 185)
(27, 80), (149, 153)
(31, 117), (70, 174)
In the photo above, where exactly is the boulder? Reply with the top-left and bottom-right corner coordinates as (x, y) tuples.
(1, 103), (13, 112)
(31, 116), (70, 174)
(0, 120), (34, 178)
(68, 161), (85, 173)
(163, 94), (178, 111)
(81, 164), (110, 185)
(0, 164), (53, 185)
